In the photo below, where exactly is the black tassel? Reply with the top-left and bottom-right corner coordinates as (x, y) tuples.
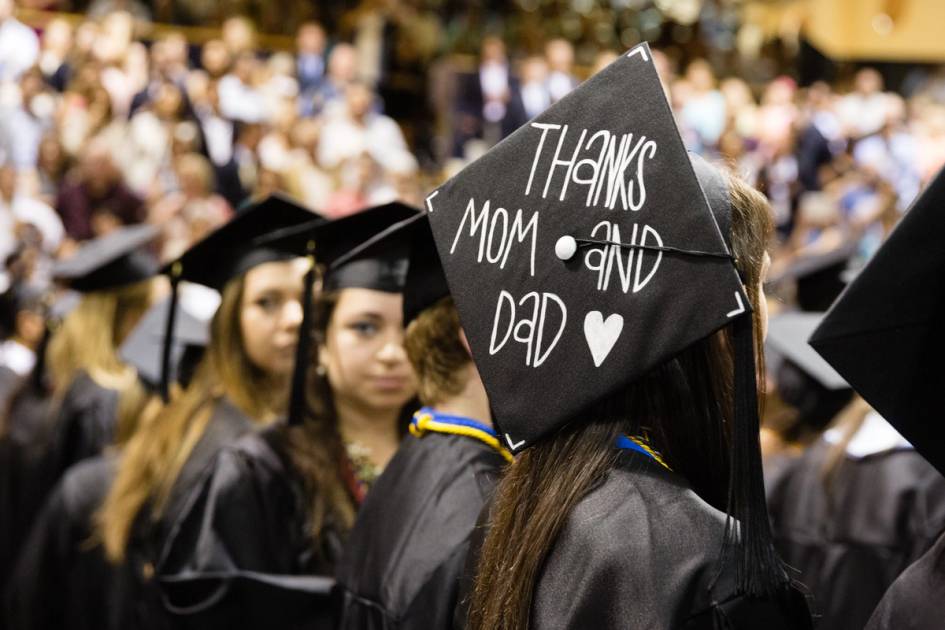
(287, 243), (317, 426)
(716, 312), (788, 597)
(159, 267), (182, 403)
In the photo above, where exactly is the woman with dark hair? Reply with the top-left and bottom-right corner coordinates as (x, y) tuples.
(424, 48), (811, 630)
(156, 204), (419, 628)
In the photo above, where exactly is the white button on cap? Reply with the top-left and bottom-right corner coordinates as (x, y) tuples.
(555, 235), (577, 261)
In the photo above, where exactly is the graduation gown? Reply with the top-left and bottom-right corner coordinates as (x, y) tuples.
(865, 528), (945, 630)
(334, 429), (506, 630)
(3, 455), (117, 630)
(456, 450), (812, 630)
(767, 436), (945, 630)
(0, 383), (57, 599)
(157, 425), (343, 629)
(41, 371), (120, 493)
(110, 396), (257, 630)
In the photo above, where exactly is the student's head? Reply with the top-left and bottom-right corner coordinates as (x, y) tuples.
(206, 258), (306, 417)
(316, 286), (416, 416)
(47, 279), (156, 395)
(404, 297), (473, 407)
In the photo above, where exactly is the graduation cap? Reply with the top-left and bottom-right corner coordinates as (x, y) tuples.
(768, 242), (856, 312)
(767, 312), (848, 391)
(254, 202), (422, 426)
(120, 297), (210, 391)
(766, 312), (852, 433)
(52, 224), (159, 292)
(157, 194), (317, 401)
(810, 166), (945, 478)
(424, 43), (785, 595)
(312, 210), (446, 325)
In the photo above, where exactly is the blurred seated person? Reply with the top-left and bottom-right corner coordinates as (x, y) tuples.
(452, 36), (526, 157)
(318, 81), (412, 174)
(296, 21), (327, 111)
(308, 43), (360, 117)
(0, 164), (64, 261)
(149, 152), (232, 260)
(55, 139), (146, 242)
(544, 38), (578, 103)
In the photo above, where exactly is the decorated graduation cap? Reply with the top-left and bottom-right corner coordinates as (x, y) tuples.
(254, 201), (422, 426)
(120, 297), (209, 391)
(810, 166), (945, 477)
(425, 43), (785, 595)
(52, 224), (158, 292)
(157, 194), (317, 401)
(767, 312), (852, 434)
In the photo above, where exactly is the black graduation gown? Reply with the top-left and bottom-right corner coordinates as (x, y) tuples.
(456, 450), (812, 630)
(41, 371), (120, 493)
(111, 396), (257, 630)
(767, 440), (945, 630)
(334, 431), (506, 630)
(157, 425), (342, 629)
(865, 528), (945, 630)
(0, 383), (57, 599)
(3, 454), (118, 630)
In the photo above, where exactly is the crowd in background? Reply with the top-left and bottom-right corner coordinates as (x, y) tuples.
(1, 0), (944, 382)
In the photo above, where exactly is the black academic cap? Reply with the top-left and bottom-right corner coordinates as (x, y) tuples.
(316, 211), (447, 322)
(255, 201), (421, 270)
(425, 44), (744, 452)
(254, 202), (422, 426)
(767, 312), (848, 391)
(810, 166), (945, 477)
(164, 193), (318, 290)
(768, 312), (852, 434)
(425, 43), (785, 595)
(52, 224), (158, 292)
(120, 297), (209, 390)
(403, 215), (450, 324)
(768, 242), (856, 312)
(157, 194), (316, 401)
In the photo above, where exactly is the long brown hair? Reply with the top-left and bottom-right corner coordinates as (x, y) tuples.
(277, 290), (357, 545)
(468, 171), (773, 630)
(98, 274), (289, 562)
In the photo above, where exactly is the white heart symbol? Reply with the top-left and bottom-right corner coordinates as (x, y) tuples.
(583, 311), (624, 367)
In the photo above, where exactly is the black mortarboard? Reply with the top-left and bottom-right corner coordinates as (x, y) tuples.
(810, 166), (945, 477)
(768, 242), (856, 312)
(120, 297), (209, 391)
(157, 194), (316, 401)
(403, 215), (450, 324)
(254, 202), (422, 426)
(425, 43), (785, 595)
(163, 194), (319, 291)
(767, 312), (852, 434)
(767, 312), (848, 391)
(316, 211), (450, 326)
(52, 224), (159, 292)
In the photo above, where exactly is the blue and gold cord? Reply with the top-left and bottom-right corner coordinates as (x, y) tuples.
(410, 408), (514, 463)
(616, 434), (673, 471)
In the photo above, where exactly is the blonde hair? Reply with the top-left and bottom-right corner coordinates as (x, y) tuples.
(97, 273), (289, 562)
(46, 280), (154, 397)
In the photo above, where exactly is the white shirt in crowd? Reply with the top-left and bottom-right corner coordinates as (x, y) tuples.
(0, 194), (64, 260)
(0, 16), (39, 82)
(317, 110), (413, 174)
